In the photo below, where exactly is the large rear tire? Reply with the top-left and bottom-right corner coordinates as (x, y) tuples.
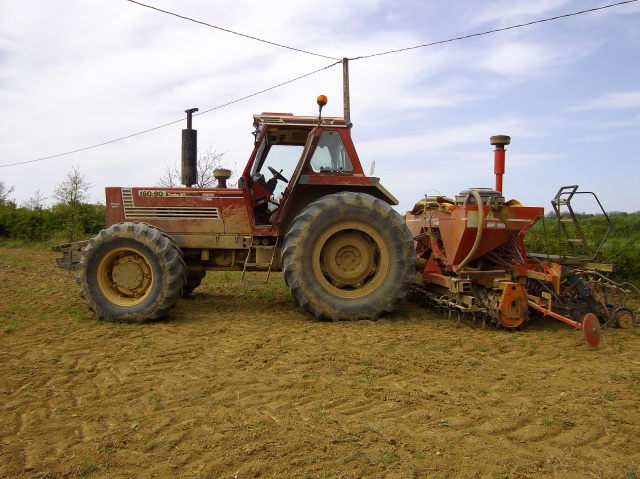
(77, 222), (186, 323)
(282, 192), (416, 321)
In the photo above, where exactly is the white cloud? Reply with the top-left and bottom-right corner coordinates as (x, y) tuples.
(571, 91), (640, 111)
(477, 42), (558, 75)
(573, 133), (622, 143)
(467, 0), (572, 28)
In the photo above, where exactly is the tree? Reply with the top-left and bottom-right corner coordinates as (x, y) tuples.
(0, 181), (14, 206)
(22, 190), (48, 211)
(158, 148), (235, 188)
(55, 164), (91, 207)
(54, 165), (93, 242)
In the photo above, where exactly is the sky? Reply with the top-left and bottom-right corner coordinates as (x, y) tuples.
(1, 0), (639, 215)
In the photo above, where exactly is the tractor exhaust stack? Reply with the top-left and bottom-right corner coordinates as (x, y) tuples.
(182, 108), (199, 187)
(490, 135), (510, 194)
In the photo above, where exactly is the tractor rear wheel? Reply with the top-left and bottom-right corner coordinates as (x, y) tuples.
(77, 222), (186, 323)
(282, 192), (416, 321)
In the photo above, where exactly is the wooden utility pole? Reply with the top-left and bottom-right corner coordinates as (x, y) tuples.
(342, 58), (351, 128)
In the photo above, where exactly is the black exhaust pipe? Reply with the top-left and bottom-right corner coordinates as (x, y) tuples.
(182, 108), (198, 187)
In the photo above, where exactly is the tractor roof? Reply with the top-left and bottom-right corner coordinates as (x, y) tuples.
(253, 113), (348, 129)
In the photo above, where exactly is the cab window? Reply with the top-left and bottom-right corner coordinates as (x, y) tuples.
(309, 131), (353, 173)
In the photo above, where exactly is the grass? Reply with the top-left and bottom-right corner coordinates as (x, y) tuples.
(75, 444), (113, 477)
(611, 372), (628, 381)
(376, 446), (399, 465)
(256, 284), (278, 301)
(436, 419), (452, 428)
(145, 439), (158, 451)
(601, 390), (617, 402)
(150, 393), (164, 411)
(251, 420), (266, 440)
(3, 317), (25, 334)
(412, 449), (426, 459)
(361, 369), (373, 383)
(77, 454), (98, 477)
(510, 378), (525, 391)
(330, 433), (362, 444)
(133, 339), (151, 350)
(610, 371), (640, 392)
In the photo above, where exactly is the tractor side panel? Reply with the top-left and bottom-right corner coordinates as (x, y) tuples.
(105, 187), (252, 246)
(219, 191), (252, 235)
(106, 187), (125, 226)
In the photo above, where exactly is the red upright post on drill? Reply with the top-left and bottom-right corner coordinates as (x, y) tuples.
(490, 135), (511, 194)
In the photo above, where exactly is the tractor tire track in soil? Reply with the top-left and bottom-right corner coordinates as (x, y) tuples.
(1, 247), (640, 478)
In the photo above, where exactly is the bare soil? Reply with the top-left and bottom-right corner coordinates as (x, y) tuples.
(1, 246), (640, 479)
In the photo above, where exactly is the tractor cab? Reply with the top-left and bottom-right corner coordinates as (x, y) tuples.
(244, 114), (308, 224)
(242, 110), (357, 229)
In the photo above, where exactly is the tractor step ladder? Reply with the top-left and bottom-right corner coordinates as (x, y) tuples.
(241, 237), (279, 283)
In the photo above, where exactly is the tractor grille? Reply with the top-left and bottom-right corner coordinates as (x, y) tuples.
(121, 189), (220, 219)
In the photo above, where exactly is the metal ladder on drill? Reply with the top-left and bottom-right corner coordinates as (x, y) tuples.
(551, 185), (611, 262)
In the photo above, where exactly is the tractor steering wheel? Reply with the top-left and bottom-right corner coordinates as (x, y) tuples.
(268, 166), (289, 183)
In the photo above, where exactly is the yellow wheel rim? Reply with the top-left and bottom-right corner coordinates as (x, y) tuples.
(97, 247), (154, 306)
(312, 221), (389, 299)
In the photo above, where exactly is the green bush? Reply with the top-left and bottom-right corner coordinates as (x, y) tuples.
(0, 202), (105, 243)
(525, 213), (640, 285)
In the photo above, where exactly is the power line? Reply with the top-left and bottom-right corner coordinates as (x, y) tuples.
(0, 61), (341, 168)
(2, 0), (636, 168)
(194, 60), (342, 116)
(351, 0), (639, 60)
(0, 119), (186, 168)
(127, 0), (341, 62)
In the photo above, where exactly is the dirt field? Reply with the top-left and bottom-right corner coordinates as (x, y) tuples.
(1, 246), (640, 478)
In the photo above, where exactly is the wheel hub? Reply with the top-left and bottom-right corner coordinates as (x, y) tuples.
(311, 221), (389, 299)
(497, 283), (528, 329)
(322, 232), (375, 287)
(614, 307), (634, 329)
(113, 257), (145, 290)
(98, 249), (154, 304)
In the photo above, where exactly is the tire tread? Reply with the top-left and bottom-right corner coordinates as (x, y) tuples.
(282, 192), (415, 321)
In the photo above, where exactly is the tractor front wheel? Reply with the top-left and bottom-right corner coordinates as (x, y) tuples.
(282, 192), (416, 321)
(77, 222), (186, 323)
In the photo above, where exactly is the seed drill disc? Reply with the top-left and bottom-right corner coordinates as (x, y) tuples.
(583, 313), (601, 347)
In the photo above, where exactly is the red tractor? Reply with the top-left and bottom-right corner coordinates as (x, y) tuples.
(55, 97), (416, 323)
